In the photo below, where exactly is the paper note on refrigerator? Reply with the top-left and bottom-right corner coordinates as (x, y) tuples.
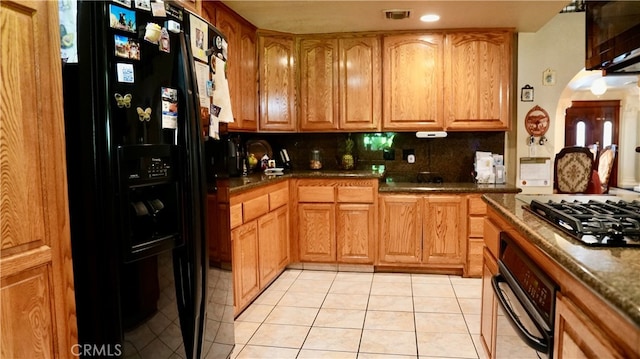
(195, 61), (210, 109)
(211, 56), (234, 124)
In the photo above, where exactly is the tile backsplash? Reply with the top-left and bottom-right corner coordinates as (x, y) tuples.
(235, 132), (505, 183)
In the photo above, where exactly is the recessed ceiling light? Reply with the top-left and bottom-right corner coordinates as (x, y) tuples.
(420, 14), (440, 22)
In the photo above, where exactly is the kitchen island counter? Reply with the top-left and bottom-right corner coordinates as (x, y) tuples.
(483, 193), (640, 328)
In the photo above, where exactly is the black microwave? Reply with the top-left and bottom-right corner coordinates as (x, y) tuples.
(585, 1), (640, 74)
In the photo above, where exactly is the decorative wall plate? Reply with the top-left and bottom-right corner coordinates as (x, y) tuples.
(524, 105), (550, 137)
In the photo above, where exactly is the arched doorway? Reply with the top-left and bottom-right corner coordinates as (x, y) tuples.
(564, 100), (620, 188)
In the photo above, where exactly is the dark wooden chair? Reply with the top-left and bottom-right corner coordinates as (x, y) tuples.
(554, 146), (595, 194)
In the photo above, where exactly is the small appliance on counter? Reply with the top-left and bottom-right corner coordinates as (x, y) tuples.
(279, 148), (292, 170)
(475, 151), (505, 184)
(226, 135), (242, 177)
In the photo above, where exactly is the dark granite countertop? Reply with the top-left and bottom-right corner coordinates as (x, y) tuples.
(483, 193), (640, 327)
(379, 182), (521, 194)
(215, 169), (520, 195)
(219, 170), (384, 194)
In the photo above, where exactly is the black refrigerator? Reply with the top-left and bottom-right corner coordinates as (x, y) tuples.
(60, 1), (234, 358)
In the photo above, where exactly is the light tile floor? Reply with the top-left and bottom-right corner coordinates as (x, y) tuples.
(232, 269), (487, 359)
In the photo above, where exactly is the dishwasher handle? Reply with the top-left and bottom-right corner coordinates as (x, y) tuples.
(491, 273), (550, 354)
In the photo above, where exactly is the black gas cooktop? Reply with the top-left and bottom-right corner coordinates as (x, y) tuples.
(525, 199), (640, 247)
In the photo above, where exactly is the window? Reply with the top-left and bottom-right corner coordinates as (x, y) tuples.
(576, 121), (586, 147)
(603, 121), (612, 147)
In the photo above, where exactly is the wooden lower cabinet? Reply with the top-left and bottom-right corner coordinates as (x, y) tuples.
(257, 205), (290, 287)
(275, 205), (290, 269)
(480, 248), (498, 359)
(378, 194), (466, 272)
(337, 203), (376, 263)
(466, 194), (487, 277)
(229, 180), (290, 314)
(258, 211), (280, 287)
(554, 293), (626, 359)
(423, 196), (465, 265)
(378, 195), (422, 264)
(1, 1), (78, 357)
(298, 203), (336, 262)
(231, 221), (260, 313)
(296, 179), (377, 265)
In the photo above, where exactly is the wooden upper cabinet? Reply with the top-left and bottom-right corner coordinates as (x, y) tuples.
(207, 3), (258, 131)
(382, 33), (444, 130)
(299, 38), (339, 131)
(444, 31), (512, 131)
(259, 33), (297, 131)
(298, 36), (381, 132)
(238, 25), (258, 131)
(175, 0), (201, 15)
(1, 1), (77, 357)
(339, 36), (381, 131)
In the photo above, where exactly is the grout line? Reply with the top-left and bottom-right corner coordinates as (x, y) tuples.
(237, 269), (483, 358)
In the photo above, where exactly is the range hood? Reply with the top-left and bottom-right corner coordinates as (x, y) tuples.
(585, 1), (640, 74)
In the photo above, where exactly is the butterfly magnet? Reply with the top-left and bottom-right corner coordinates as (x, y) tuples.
(137, 107), (152, 122)
(114, 93), (132, 108)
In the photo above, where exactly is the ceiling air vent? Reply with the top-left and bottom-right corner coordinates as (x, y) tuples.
(384, 9), (411, 20)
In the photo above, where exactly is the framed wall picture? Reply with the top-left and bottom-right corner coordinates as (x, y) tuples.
(521, 85), (534, 102)
(543, 68), (556, 86)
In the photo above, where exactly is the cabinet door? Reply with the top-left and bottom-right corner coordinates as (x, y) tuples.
(259, 34), (297, 131)
(299, 38), (339, 131)
(480, 248), (498, 359)
(232, 221), (260, 312)
(1, 1), (77, 357)
(337, 203), (376, 264)
(238, 24), (258, 131)
(275, 205), (290, 270)
(378, 195), (422, 264)
(298, 203), (336, 262)
(554, 293), (624, 359)
(257, 212), (279, 288)
(215, 7), (240, 126)
(382, 33), (444, 130)
(422, 195), (466, 265)
(339, 36), (381, 131)
(444, 32), (512, 130)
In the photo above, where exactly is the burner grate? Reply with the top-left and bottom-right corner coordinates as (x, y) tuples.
(527, 199), (640, 247)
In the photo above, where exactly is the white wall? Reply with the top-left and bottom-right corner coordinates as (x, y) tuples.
(515, 11), (640, 193)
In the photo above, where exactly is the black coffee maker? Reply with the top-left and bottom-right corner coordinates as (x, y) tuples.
(226, 135), (242, 177)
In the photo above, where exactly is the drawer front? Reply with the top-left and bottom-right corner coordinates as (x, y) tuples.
(243, 194), (269, 222)
(469, 216), (485, 238)
(269, 187), (289, 210)
(298, 186), (335, 202)
(336, 186), (374, 203)
(230, 203), (243, 229)
(468, 195), (487, 215)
